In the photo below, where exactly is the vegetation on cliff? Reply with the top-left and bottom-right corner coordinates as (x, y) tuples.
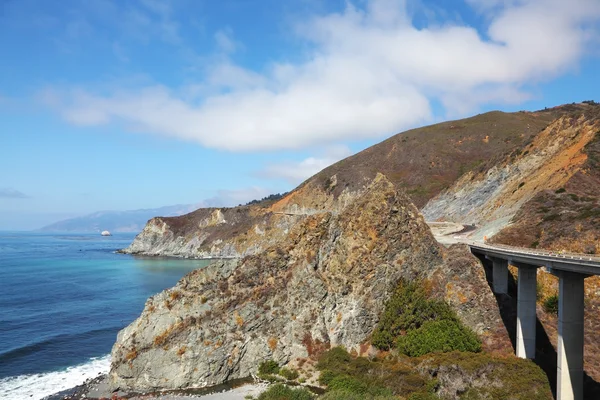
(371, 279), (480, 355)
(312, 347), (551, 400)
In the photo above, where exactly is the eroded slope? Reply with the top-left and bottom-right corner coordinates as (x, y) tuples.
(423, 105), (600, 240)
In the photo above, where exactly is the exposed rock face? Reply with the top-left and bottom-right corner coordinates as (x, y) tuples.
(423, 109), (600, 240)
(121, 175), (370, 259)
(109, 175), (509, 392)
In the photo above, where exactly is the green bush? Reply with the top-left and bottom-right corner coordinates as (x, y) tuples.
(327, 375), (393, 397)
(257, 383), (314, 400)
(316, 348), (431, 397)
(258, 360), (280, 375)
(327, 375), (369, 395)
(555, 188), (566, 194)
(543, 295), (559, 315)
(316, 347), (352, 372)
(408, 393), (439, 400)
(318, 370), (338, 386)
(320, 391), (398, 400)
(279, 367), (299, 381)
(396, 320), (482, 357)
(372, 279), (457, 350)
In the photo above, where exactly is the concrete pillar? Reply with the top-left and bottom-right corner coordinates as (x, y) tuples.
(516, 265), (537, 359)
(557, 271), (585, 400)
(491, 257), (509, 294)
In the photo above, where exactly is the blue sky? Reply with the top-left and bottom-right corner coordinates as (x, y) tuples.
(1, 0), (600, 230)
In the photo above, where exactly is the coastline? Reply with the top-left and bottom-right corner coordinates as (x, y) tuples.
(46, 375), (268, 400)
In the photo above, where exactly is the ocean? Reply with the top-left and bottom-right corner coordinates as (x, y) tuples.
(0, 232), (211, 400)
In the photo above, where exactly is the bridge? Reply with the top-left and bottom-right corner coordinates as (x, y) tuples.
(469, 242), (600, 400)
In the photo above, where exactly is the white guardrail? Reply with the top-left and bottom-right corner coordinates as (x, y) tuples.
(467, 241), (600, 264)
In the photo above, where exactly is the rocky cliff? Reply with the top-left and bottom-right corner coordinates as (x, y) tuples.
(109, 175), (509, 392)
(121, 171), (368, 258)
(122, 108), (556, 259)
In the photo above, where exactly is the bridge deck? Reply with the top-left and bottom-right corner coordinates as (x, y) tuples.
(468, 242), (600, 276)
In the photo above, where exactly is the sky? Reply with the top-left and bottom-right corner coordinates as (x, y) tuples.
(1, 0), (600, 230)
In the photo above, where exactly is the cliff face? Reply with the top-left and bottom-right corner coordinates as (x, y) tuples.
(488, 110), (600, 252)
(109, 175), (509, 392)
(121, 174), (368, 258)
(422, 107), (600, 241)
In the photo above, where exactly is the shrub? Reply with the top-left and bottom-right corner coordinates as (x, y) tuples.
(372, 279), (457, 350)
(408, 393), (439, 400)
(542, 213), (560, 222)
(279, 367), (299, 381)
(555, 188), (566, 194)
(320, 391), (398, 400)
(258, 360), (280, 375)
(396, 320), (482, 357)
(316, 346), (352, 371)
(318, 370), (338, 386)
(257, 383), (314, 400)
(316, 347), (431, 397)
(327, 375), (394, 397)
(327, 375), (369, 395)
(543, 295), (559, 315)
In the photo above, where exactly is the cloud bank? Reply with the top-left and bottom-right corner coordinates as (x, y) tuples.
(43, 0), (600, 151)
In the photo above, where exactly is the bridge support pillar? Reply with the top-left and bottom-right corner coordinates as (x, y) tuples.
(557, 271), (585, 400)
(491, 257), (508, 294)
(516, 265), (537, 359)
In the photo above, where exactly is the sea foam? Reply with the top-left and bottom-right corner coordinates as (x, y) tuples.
(0, 354), (110, 400)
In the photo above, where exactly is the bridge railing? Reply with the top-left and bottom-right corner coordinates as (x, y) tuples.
(468, 241), (600, 263)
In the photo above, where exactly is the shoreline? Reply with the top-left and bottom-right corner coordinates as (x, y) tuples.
(45, 375), (269, 400)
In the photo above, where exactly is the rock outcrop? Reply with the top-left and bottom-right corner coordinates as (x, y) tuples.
(109, 175), (509, 392)
(121, 173), (370, 259)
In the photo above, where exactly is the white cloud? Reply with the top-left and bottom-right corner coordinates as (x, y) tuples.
(259, 145), (353, 185)
(42, 0), (600, 151)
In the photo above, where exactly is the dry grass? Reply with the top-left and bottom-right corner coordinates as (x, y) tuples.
(268, 337), (278, 351)
(125, 348), (138, 361)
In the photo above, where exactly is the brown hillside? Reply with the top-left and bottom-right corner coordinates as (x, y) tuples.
(491, 104), (600, 253)
(302, 110), (555, 207)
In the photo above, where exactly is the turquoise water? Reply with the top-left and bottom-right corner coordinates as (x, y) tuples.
(0, 232), (210, 399)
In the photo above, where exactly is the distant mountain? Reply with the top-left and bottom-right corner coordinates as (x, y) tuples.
(39, 204), (200, 233)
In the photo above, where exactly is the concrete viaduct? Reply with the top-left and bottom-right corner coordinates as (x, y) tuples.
(469, 242), (600, 400)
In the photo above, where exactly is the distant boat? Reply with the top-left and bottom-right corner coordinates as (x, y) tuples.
(101, 230), (112, 236)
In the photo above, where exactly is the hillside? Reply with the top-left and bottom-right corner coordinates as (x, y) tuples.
(489, 105), (600, 252)
(110, 175), (512, 395)
(112, 102), (600, 398)
(423, 104), (600, 240)
(305, 110), (555, 208)
(122, 108), (557, 259)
